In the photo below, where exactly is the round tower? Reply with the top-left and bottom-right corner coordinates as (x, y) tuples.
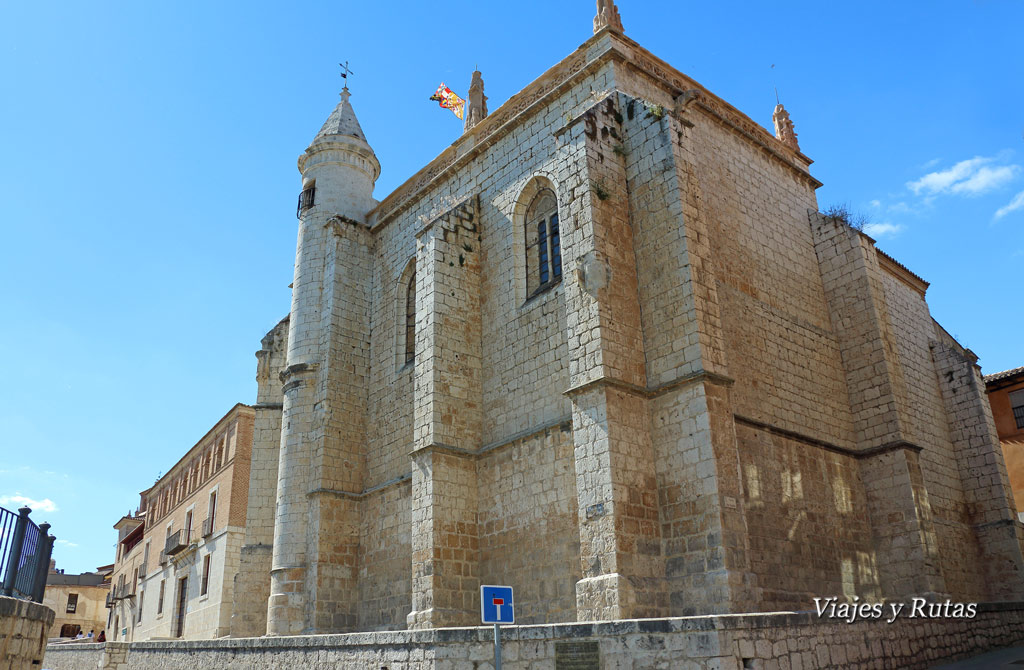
(268, 87), (379, 635)
(296, 87), (380, 221)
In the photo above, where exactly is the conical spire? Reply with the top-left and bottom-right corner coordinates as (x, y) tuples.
(312, 88), (369, 144)
(298, 85), (380, 215)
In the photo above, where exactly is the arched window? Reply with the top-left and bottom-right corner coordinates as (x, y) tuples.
(397, 258), (416, 369)
(525, 188), (561, 297)
(404, 266), (416, 365)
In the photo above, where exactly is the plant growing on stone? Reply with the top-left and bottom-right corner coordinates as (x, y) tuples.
(823, 203), (868, 231)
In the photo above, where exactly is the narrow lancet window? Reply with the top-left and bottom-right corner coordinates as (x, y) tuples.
(404, 261), (416, 365)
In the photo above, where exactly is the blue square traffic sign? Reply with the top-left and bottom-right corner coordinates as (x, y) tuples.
(480, 585), (514, 624)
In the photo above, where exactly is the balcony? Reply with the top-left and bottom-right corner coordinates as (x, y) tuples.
(201, 516), (213, 538)
(164, 529), (188, 556)
(105, 592), (113, 608)
(296, 185), (316, 218)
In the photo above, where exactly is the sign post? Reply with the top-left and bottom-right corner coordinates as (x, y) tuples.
(481, 585), (514, 670)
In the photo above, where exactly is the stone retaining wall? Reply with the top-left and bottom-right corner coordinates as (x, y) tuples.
(43, 602), (1024, 669)
(1, 594), (55, 670)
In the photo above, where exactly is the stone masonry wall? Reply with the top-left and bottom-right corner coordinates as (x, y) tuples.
(734, 424), (880, 609)
(43, 603), (1024, 670)
(1, 595), (53, 670)
(230, 317), (287, 637)
(357, 480), (411, 630)
(476, 421), (580, 624)
(878, 271), (989, 600)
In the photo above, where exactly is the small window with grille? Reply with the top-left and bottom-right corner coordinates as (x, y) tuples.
(1010, 389), (1024, 430)
(66, 593), (79, 613)
(296, 181), (316, 218)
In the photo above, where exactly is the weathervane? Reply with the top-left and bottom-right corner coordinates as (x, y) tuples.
(339, 61), (354, 89)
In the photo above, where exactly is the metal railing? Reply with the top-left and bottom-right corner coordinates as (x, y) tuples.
(163, 529), (194, 556)
(1, 506), (55, 603)
(296, 185), (315, 218)
(1014, 405), (1024, 430)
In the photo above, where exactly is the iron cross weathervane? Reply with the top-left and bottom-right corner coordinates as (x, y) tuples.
(339, 61), (354, 87)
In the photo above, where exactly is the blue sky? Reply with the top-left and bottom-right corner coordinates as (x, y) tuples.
(1, 1), (1021, 573)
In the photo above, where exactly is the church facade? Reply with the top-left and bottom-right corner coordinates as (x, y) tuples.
(229, 4), (1024, 637)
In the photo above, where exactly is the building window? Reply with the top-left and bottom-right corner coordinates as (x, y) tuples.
(66, 593), (79, 614)
(525, 188), (561, 297)
(405, 265), (416, 365)
(137, 590), (144, 624)
(296, 181), (316, 218)
(1011, 389), (1024, 430)
(157, 579), (166, 615)
(200, 555), (211, 596)
(396, 259), (417, 369)
(206, 491), (217, 536)
(184, 510), (193, 542)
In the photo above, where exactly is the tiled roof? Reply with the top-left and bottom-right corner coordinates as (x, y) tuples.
(984, 366), (1024, 384)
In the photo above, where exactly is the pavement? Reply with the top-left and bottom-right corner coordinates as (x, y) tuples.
(931, 646), (1024, 668)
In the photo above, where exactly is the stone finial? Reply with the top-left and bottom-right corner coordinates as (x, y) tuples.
(463, 70), (488, 133)
(593, 0), (623, 34)
(773, 103), (800, 152)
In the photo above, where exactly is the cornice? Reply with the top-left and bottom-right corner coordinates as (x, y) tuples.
(369, 30), (822, 230)
(876, 247), (929, 298)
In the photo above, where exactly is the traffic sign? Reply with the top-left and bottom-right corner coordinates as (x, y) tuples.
(481, 585), (514, 624)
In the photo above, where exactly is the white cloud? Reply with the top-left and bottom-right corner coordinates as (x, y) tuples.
(862, 222), (904, 238)
(907, 156), (1020, 197)
(888, 201), (912, 214)
(995, 190), (1024, 220)
(56, 539), (78, 548)
(869, 199), (881, 208)
(0, 493), (59, 513)
(950, 165), (1019, 195)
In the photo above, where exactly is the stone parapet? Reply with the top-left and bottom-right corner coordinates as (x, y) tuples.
(42, 603), (1024, 670)
(0, 594), (54, 670)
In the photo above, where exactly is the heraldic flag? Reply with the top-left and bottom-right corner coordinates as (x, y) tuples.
(430, 83), (465, 120)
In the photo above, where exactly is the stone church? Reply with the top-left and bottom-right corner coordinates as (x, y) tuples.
(228, 1), (1024, 637)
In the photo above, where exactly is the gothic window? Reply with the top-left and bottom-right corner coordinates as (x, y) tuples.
(525, 188), (561, 297)
(397, 258), (416, 369)
(405, 270), (416, 364)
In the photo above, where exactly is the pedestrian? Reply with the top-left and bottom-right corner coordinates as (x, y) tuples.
(97, 631), (106, 642)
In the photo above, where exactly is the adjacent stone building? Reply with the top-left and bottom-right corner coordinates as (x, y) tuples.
(986, 366), (1024, 520)
(42, 564), (111, 639)
(108, 404), (254, 640)
(224, 0), (1024, 638)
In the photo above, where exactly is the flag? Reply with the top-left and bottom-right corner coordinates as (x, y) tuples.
(430, 83), (465, 120)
